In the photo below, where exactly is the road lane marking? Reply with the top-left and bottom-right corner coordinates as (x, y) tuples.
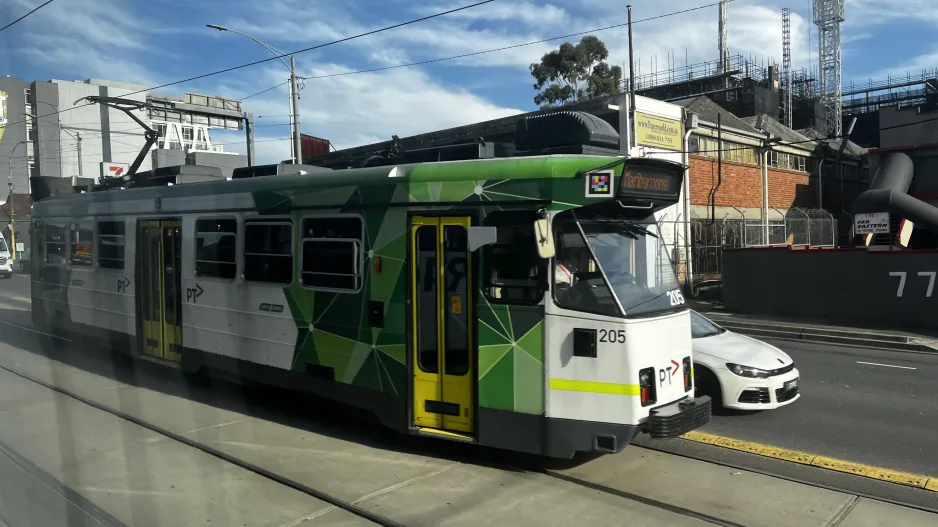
(679, 431), (937, 492)
(856, 361), (917, 370)
(0, 319), (74, 342)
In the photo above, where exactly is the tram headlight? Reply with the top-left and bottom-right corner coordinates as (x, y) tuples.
(639, 367), (656, 407)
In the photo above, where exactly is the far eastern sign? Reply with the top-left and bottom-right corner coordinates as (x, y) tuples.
(854, 212), (890, 235)
(634, 111), (684, 151)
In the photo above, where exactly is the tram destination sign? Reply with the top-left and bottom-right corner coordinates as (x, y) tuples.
(617, 161), (683, 202)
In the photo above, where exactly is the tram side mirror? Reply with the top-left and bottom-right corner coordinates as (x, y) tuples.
(467, 226), (497, 252)
(534, 218), (555, 258)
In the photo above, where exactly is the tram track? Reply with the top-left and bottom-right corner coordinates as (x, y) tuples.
(0, 361), (406, 527)
(0, 309), (843, 526)
(0, 311), (764, 527)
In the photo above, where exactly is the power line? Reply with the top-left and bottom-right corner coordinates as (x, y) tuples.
(0, 0), (494, 130)
(304, 0), (743, 81)
(243, 81), (290, 100)
(0, 0), (56, 33)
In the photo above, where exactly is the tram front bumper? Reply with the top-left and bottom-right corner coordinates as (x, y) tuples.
(644, 395), (712, 439)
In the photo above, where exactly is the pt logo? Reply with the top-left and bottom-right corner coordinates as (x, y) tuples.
(186, 284), (204, 303)
(659, 360), (680, 387)
(116, 277), (131, 293)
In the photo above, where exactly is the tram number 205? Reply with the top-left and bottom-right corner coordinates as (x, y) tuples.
(666, 289), (686, 306)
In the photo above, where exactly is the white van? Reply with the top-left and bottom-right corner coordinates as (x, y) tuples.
(0, 232), (12, 278)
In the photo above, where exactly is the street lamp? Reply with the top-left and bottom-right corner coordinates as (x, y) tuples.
(207, 24), (303, 164)
(6, 141), (27, 260)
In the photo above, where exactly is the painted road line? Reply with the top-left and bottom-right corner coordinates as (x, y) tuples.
(680, 431), (937, 492)
(856, 361), (917, 370)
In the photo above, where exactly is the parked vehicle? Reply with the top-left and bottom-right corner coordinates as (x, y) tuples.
(691, 311), (800, 410)
(0, 233), (12, 278)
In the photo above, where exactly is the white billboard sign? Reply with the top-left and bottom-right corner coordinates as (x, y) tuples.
(854, 212), (890, 235)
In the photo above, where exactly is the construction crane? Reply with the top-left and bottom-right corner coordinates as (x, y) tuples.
(781, 8), (792, 127)
(813, 0), (845, 137)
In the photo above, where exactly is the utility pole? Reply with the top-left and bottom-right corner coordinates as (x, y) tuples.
(207, 24), (305, 164)
(6, 141), (26, 260)
(291, 56), (302, 164)
(76, 131), (83, 178)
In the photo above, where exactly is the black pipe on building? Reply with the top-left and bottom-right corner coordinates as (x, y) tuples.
(852, 152), (938, 235)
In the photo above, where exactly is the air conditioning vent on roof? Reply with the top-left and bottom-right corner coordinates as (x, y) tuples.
(515, 111), (620, 151)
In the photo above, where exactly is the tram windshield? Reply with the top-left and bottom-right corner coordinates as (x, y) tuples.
(552, 206), (683, 318)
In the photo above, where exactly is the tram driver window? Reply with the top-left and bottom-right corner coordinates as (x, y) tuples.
(243, 220), (293, 284)
(483, 211), (545, 304)
(300, 216), (363, 291)
(196, 218), (237, 279)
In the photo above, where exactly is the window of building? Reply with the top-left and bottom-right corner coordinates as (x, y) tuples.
(97, 221), (125, 269)
(695, 135), (759, 165)
(69, 223), (93, 266)
(768, 151), (808, 172)
(482, 211), (545, 304)
(243, 219), (293, 284)
(300, 216), (363, 291)
(196, 218), (237, 279)
(182, 126), (194, 141)
(155, 123), (167, 138)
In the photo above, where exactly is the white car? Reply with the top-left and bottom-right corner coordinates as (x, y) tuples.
(0, 233), (12, 279)
(690, 311), (800, 410)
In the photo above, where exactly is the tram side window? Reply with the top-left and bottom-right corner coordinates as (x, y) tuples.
(483, 211), (545, 304)
(69, 223), (94, 266)
(196, 218), (237, 279)
(44, 224), (68, 265)
(97, 221), (125, 270)
(243, 220), (293, 284)
(300, 216), (363, 291)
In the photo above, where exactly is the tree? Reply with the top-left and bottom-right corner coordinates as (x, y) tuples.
(529, 35), (623, 108)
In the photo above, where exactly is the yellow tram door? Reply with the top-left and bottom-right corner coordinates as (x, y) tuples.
(410, 216), (474, 435)
(138, 220), (183, 362)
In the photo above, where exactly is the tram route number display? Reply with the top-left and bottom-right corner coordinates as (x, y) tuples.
(889, 271), (936, 297)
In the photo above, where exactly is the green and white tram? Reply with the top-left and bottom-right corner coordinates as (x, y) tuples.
(30, 111), (710, 458)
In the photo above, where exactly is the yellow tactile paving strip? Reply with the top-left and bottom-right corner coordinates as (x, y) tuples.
(680, 430), (938, 492)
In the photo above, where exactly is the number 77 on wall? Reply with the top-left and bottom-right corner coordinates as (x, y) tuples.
(889, 271), (936, 297)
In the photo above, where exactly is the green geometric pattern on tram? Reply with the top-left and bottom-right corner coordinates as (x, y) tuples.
(477, 304), (544, 414)
(281, 175), (552, 405)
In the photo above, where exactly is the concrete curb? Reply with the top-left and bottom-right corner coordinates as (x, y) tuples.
(703, 315), (938, 353)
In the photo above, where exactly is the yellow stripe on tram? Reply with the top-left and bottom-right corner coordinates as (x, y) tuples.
(549, 379), (640, 396)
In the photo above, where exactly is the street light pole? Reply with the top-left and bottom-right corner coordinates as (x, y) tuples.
(291, 55), (302, 165)
(6, 141), (26, 260)
(207, 24), (303, 164)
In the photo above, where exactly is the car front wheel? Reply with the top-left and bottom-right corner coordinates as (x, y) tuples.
(694, 367), (724, 408)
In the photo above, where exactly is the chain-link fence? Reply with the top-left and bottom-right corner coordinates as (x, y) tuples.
(657, 208), (837, 293)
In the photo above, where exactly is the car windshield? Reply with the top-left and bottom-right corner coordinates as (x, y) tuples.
(690, 311), (725, 338)
(0, 238), (7, 253)
(553, 206), (683, 318)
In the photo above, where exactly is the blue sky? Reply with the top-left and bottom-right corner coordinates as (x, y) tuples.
(1, 0), (935, 163)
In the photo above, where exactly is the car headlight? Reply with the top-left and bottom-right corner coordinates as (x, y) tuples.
(726, 363), (772, 379)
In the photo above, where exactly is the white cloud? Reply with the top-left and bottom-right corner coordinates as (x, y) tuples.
(212, 63), (523, 164)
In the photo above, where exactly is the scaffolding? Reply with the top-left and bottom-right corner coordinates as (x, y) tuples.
(842, 69), (938, 114)
(781, 8), (793, 127)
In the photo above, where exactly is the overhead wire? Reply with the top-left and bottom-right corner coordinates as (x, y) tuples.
(0, 0), (495, 130)
(0, 0), (56, 33)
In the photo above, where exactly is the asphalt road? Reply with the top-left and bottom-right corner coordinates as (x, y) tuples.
(695, 337), (938, 476)
(3, 274), (937, 482)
